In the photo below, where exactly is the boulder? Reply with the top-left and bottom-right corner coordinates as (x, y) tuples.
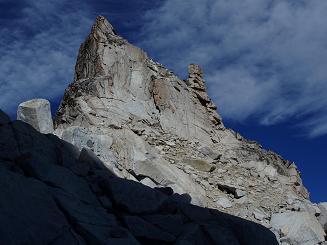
(182, 158), (216, 172)
(235, 189), (246, 198)
(216, 197), (233, 209)
(140, 177), (157, 188)
(252, 208), (268, 221)
(271, 211), (326, 245)
(17, 99), (54, 133)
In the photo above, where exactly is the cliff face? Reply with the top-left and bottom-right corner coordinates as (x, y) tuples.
(51, 16), (326, 243)
(56, 16), (223, 146)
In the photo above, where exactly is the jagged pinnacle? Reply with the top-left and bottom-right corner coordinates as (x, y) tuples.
(74, 16), (121, 81)
(91, 15), (116, 37)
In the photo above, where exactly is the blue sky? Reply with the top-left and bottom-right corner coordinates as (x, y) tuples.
(0, 0), (326, 202)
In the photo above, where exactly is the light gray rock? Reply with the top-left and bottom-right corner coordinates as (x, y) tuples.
(59, 126), (118, 170)
(235, 189), (246, 198)
(182, 158), (216, 172)
(198, 146), (221, 160)
(133, 158), (206, 206)
(235, 196), (248, 205)
(318, 202), (327, 231)
(140, 177), (157, 188)
(216, 197), (233, 209)
(296, 200), (322, 217)
(253, 208), (268, 221)
(57, 126), (207, 206)
(243, 161), (277, 179)
(17, 99), (54, 134)
(271, 211), (326, 245)
(55, 14), (224, 147)
(263, 164), (278, 178)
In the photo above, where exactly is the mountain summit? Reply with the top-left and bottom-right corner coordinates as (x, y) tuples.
(55, 14), (310, 210)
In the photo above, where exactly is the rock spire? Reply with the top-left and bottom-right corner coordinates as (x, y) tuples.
(50, 16), (325, 245)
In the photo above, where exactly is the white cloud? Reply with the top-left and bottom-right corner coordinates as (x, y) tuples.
(138, 0), (327, 137)
(0, 0), (93, 117)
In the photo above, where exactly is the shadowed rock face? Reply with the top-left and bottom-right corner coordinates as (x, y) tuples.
(0, 111), (278, 244)
(0, 109), (10, 124)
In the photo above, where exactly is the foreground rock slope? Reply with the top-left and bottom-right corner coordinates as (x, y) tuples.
(0, 109), (278, 244)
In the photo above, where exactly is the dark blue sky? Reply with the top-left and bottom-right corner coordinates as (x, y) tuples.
(0, 0), (326, 202)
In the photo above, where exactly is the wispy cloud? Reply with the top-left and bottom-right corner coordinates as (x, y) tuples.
(138, 0), (327, 137)
(0, 0), (93, 117)
(1, 0), (327, 137)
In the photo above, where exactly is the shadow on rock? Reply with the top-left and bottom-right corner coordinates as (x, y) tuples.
(0, 109), (278, 244)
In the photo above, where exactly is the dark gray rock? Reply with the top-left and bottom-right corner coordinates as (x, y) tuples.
(175, 223), (217, 244)
(0, 167), (82, 244)
(176, 203), (279, 245)
(123, 215), (176, 242)
(142, 214), (184, 236)
(103, 177), (168, 214)
(51, 188), (117, 226)
(0, 109), (10, 124)
(78, 147), (109, 171)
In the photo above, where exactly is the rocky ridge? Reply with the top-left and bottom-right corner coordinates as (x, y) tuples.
(11, 16), (327, 244)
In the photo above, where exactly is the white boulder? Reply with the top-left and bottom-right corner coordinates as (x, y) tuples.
(216, 197), (233, 209)
(271, 211), (325, 245)
(17, 99), (54, 134)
